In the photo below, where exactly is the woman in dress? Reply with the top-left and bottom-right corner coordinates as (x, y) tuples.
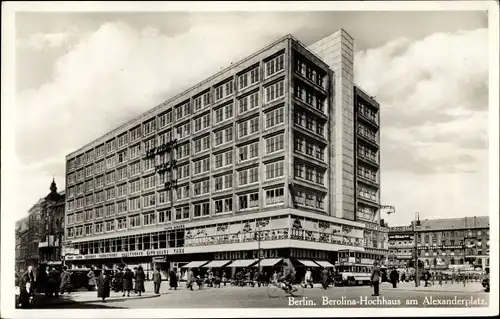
(169, 269), (178, 290)
(87, 268), (96, 291)
(122, 268), (134, 297)
(135, 266), (146, 296)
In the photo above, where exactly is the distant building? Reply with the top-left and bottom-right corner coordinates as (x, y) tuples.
(26, 198), (44, 267)
(15, 179), (66, 272)
(39, 179), (66, 267)
(388, 216), (490, 271)
(15, 217), (29, 273)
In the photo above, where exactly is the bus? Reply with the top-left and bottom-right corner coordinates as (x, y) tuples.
(333, 249), (386, 286)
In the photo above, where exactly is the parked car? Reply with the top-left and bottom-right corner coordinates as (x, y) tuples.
(67, 268), (103, 291)
(482, 277), (489, 292)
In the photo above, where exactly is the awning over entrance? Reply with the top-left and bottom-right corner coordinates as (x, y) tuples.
(202, 260), (232, 268)
(314, 260), (334, 268)
(226, 259), (259, 268)
(181, 261), (209, 268)
(297, 260), (320, 268)
(254, 258), (283, 267)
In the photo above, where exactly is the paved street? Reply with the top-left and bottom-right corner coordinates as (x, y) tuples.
(37, 281), (489, 309)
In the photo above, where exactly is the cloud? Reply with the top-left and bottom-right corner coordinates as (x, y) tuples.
(355, 28), (489, 175)
(13, 14), (489, 223)
(16, 27), (80, 50)
(14, 14), (314, 218)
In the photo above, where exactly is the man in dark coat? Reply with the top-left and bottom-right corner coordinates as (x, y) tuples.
(390, 268), (399, 288)
(321, 267), (329, 290)
(59, 266), (71, 294)
(370, 261), (381, 296)
(133, 267), (138, 294)
(122, 268), (134, 297)
(96, 270), (111, 302)
(135, 266), (146, 296)
(169, 269), (178, 290)
(47, 267), (60, 297)
(152, 267), (162, 295)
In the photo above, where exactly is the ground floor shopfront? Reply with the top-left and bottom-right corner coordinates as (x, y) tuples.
(66, 210), (379, 274)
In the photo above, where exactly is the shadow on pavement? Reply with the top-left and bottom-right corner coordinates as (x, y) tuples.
(39, 302), (127, 309)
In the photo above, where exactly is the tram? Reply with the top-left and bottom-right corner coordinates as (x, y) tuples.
(333, 249), (386, 286)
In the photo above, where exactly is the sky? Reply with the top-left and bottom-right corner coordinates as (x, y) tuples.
(13, 10), (490, 226)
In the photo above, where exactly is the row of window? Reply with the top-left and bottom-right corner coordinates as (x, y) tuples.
(293, 162), (325, 186)
(67, 160), (286, 212)
(68, 130), (287, 190)
(356, 99), (378, 123)
(294, 56), (327, 89)
(357, 144), (378, 163)
(357, 164), (378, 183)
(356, 206), (377, 221)
(357, 185), (378, 202)
(294, 83), (326, 113)
(293, 189), (325, 210)
(68, 104), (288, 185)
(68, 58), (286, 172)
(294, 135), (325, 161)
(357, 123), (378, 143)
(294, 107), (325, 137)
(66, 187), (285, 233)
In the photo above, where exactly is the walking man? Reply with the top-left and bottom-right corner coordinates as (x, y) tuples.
(152, 267), (162, 295)
(390, 267), (398, 288)
(304, 268), (313, 288)
(186, 268), (194, 291)
(370, 261), (381, 296)
(59, 266), (71, 295)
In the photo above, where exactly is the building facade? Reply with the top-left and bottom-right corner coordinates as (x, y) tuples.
(26, 199), (43, 267)
(309, 30), (388, 256)
(63, 30), (387, 271)
(39, 179), (66, 266)
(15, 217), (30, 273)
(388, 216), (490, 271)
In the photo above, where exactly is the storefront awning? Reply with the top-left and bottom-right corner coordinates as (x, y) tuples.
(226, 259), (259, 268)
(202, 260), (232, 268)
(182, 261), (209, 268)
(254, 258), (283, 267)
(314, 260), (334, 268)
(297, 260), (320, 267)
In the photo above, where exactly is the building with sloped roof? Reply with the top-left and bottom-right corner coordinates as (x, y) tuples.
(388, 216), (490, 271)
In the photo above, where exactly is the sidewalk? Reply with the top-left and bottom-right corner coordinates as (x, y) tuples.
(37, 285), (161, 307)
(382, 281), (485, 293)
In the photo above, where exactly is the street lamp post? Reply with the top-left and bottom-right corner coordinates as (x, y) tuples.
(257, 223), (261, 271)
(414, 212), (421, 287)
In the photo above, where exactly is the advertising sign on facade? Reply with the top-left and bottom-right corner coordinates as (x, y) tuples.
(65, 247), (185, 261)
(389, 234), (413, 240)
(389, 226), (413, 233)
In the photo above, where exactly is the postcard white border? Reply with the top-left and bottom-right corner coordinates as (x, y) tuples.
(1, 1), (498, 318)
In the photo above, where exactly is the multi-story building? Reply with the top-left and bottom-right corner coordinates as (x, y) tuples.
(309, 31), (388, 256)
(39, 179), (66, 266)
(63, 30), (386, 272)
(26, 199), (43, 267)
(15, 216), (30, 273)
(388, 216), (490, 271)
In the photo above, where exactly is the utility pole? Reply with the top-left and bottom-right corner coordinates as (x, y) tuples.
(414, 212), (421, 287)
